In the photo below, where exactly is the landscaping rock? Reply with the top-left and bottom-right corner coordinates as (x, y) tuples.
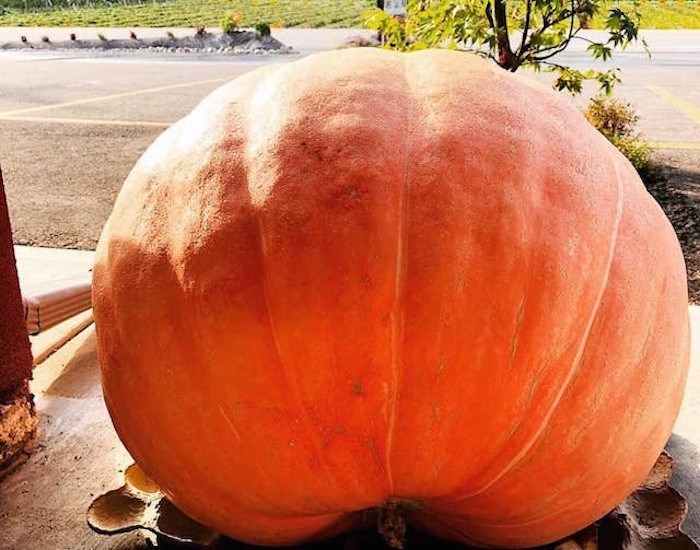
(340, 34), (381, 48)
(0, 30), (295, 56)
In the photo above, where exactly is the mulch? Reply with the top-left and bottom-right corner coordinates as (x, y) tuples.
(645, 150), (700, 305)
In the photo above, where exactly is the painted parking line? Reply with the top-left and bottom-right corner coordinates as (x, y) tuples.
(2, 115), (697, 150)
(0, 115), (173, 127)
(647, 85), (700, 124)
(0, 77), (229, 117)
(647, 141), (700, 151)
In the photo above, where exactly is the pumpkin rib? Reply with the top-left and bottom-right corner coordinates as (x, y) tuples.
(421, 149), (690, 545)
(384, 55), (414, 497)
(219, 64), (367, 512)
(189, 77), (288, 511)
(449, 141), (627, 502)
(506, 296), (527, 373)
(246, 91), (350, 505)
(219, 404), (243, 443)
(438, 403), (681, 533)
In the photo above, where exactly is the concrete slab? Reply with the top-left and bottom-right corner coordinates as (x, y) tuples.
(31, 310), (93, 366)
(674, 306), (700, 439)
(14, 245), (94, 290)
(0, 326), (148, 549)
(14, 245), (95, 365)
(0, 305), (698, 548)
(669, 305), (700, 537)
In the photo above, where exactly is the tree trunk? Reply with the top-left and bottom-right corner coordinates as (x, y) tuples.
(0, 167), (36, 470)
(493, 0), (520, 70)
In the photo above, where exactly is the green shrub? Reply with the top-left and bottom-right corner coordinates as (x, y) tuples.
(584, 96), (659, 182)
(254, 21), (271, 38)
(221, 11), (242, 34)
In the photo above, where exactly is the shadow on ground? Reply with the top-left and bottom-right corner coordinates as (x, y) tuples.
(667, 434), (700, 545)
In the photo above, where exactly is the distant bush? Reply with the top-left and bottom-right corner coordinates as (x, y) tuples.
(254, 21), (271, 38)
(221, 11), (242, 34)
(584, 96), (659, 182)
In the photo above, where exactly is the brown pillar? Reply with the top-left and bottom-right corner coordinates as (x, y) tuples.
(0, 167), (36, 471)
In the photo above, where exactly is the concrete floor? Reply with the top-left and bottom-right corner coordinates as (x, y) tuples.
(0, 326), (148, 550)
(1, 247), (142, 549)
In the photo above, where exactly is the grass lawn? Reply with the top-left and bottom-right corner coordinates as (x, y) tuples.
(625, 0), (700, 28)
(0, 0), (373, 28)
(0, 0), (698, 29)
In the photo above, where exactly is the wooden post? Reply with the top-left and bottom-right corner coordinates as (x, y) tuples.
(0, 167), (36, 471)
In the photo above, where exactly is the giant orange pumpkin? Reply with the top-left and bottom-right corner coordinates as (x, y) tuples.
(93, 49), (690, 548)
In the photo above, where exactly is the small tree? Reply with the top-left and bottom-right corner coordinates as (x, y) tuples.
(364, 0), (647, 94)
(221, 11), (243, 35)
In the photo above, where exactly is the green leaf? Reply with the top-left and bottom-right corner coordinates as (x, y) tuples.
(587, 42), (612, 61)
(361, 0), (639, 96)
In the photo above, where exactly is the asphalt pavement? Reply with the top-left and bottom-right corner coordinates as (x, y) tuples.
(0, 28), (698, 249)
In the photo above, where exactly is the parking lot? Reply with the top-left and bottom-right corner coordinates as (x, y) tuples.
(1, 30), (698, 249)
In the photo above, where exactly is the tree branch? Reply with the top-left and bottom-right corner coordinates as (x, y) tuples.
(518, 0), (533, 56)
(572, 34), (601, 46)
(530, 27), (581, 56)
(530, 0), (577, 63)
(493, 0), (518, 70)
(540, 60), (568, 71)
(484, 1), (495, 30)
(528, 1), (577, 43)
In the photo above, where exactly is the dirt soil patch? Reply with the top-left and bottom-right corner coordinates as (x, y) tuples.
(1, 119), (161, 250)
(646, 150), (700, 305)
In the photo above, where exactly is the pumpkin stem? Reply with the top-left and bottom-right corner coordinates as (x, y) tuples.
(377, 499), (407, 549)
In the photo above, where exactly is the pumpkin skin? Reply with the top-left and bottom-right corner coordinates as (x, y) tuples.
(93, 49), (690, 549)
